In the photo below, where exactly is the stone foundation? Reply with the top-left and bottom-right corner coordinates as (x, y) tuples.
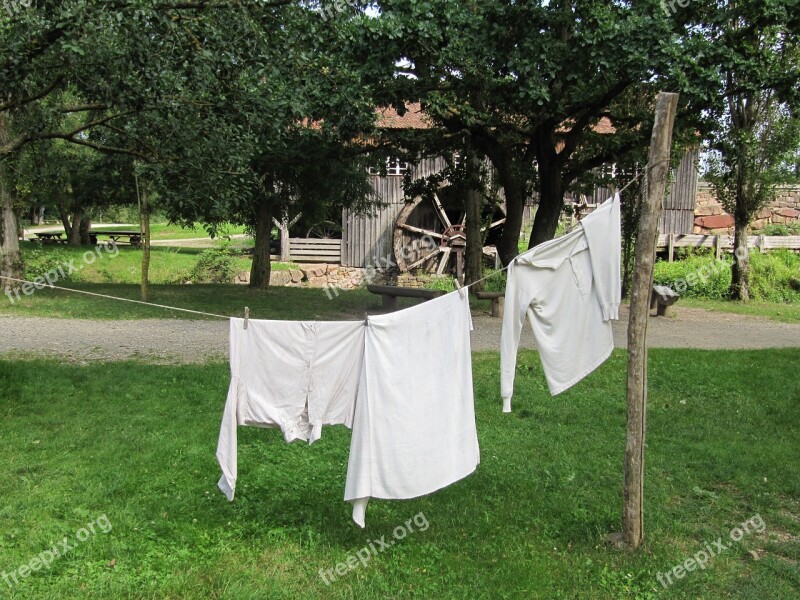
(234, 265), (453, 290)
(694, 184), (800, 234)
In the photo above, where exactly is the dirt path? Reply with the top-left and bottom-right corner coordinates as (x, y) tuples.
(1, 305), (797, 364)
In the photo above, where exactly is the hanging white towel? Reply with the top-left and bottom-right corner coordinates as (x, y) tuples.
(345, 290), (480, 527)
(216, 318), (365, 501)
(500, 194), (621, 411)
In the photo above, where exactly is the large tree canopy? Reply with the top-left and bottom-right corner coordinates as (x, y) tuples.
(347, 0), (798, 264)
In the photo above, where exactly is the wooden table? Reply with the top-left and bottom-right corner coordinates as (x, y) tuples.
(90, 231), (144, 248)
(34, 233), (68, 244)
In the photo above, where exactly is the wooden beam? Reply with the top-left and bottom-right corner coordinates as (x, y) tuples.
(623, 92), (679, 550)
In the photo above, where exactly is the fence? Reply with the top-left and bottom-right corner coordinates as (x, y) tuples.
(658, 234), (800, 261)
(270, 238), (342, 264)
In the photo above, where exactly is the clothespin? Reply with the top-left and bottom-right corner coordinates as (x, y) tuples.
(244, 307), (249, 330)
(455, 279), (465, 299)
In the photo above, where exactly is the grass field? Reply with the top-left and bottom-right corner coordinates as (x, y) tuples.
(0, 349), (797, 599)
(0, 284), (385, 321)
(25, 223), (249, 241)
(678, 298), (800, 324)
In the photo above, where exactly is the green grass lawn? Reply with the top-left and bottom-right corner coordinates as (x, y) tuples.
(0, 284), (384, 321)
(678, 298), (800, 324)
(25, 223), (249, 241)
(0, 349), (797, 599)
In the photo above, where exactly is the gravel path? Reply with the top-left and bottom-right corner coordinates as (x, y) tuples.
(1, 305), (798, 364)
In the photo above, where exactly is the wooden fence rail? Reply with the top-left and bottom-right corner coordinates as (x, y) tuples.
(270, 238), (342, 264)
(658, 234), (800, 261)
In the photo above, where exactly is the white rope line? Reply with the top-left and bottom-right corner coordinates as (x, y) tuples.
(0, 275), (230, 320)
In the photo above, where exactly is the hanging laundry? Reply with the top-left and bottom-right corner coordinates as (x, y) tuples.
(500, 194), (621, 411)
(345, 290), (480, 528)
(216, 318), (365, 501)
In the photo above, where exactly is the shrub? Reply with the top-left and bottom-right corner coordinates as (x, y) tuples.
(653, 254), (732, 300)
(749, 250), (800, 302)
(190, 240), (238, 283)
(759, 223), (800, 236)
(654, 250), (800, 302)
(21, 247), (73, 282)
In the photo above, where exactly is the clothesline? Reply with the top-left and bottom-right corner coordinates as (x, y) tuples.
(0, 275), (230, 320)
(0, 159), (664, 318)
(465, 157), (667, 290)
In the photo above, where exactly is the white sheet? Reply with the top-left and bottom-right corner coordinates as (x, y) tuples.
(344, 290), (480, 527)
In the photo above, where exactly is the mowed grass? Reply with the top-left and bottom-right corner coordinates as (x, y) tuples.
(678, 298), (800, 324)
(0, 284), (384, 321)
(25, 223), (248, 241)
(0, 350), (798, 599)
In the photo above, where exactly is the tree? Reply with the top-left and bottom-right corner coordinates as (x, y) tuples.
(139, 4), (382, 289)
(352, 0), (697, 263)
(704, 23), (799, 301)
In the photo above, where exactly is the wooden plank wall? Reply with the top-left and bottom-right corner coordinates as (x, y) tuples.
(342, 151), (700, 267)
(342, 157), (446, 267)
(660, 148), (699, 234)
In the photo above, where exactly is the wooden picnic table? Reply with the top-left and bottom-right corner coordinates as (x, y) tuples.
(34, 232), (68, 244)
(90, 231), (144, 248)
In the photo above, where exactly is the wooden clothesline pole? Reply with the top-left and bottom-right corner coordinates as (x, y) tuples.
(621, 91), (679, 549)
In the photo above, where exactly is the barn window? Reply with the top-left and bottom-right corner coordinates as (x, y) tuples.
(369, 158), (410, 176)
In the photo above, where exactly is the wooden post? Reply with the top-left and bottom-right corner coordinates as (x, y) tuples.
(136, 172), (151, 303)
(273, 213), (301, 263)
(623, 92), (679, 550)
(714, 235), (722, 261)
(667, 233), (675, 262)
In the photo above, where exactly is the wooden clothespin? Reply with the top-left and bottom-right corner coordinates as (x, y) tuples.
(244, 307), (249, 330)
(454, 279), (465, 298)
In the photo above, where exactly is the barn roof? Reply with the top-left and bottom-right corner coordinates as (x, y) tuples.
(376, 102), (616, 134)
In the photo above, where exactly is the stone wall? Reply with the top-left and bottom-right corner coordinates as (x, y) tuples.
(694, 184), (800, 234)
(235, 265), (451, 291)
(235, 264), (393, 289)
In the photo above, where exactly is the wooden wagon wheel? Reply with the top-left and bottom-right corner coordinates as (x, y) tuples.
(393, 193), (506, 274)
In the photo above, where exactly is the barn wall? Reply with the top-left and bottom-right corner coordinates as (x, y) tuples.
(342, 157), (446, 267)
(342, 150), (700, 267)
(660, 148), (699, 234)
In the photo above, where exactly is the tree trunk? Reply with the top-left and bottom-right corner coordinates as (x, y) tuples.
(1, 169), (22, 291)
(67, 208), (82, 245)
(250, 195), (274, 289)
(730, 218), (750, 301)
(494, 166), (526, 266)
(528, 167), (564, 249)
(136, 173), (151, 302)
(0, 117), (22, 291)
(465, 154), (484, 290)
(79, 215), (92, 245)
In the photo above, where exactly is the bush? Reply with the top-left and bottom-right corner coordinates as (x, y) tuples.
(653, 254), (732, 300)
(21, 247), (73, 282)
(750, 250), (800, 302)
(654, 250), (800, 302)
(190, 240), (238, 283)
(758, 223), (800, 236)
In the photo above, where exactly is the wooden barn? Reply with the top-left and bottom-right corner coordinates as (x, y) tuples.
(338, 105), (700, 268)
(281, 105), (701, 269)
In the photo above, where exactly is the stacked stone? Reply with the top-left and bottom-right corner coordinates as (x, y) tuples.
(694, 185), (800, 234)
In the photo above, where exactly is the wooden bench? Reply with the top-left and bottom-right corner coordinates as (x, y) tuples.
(650, 285), (680, 317)
(367, 284), (445, 311)
(475, 291), (504, 318)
